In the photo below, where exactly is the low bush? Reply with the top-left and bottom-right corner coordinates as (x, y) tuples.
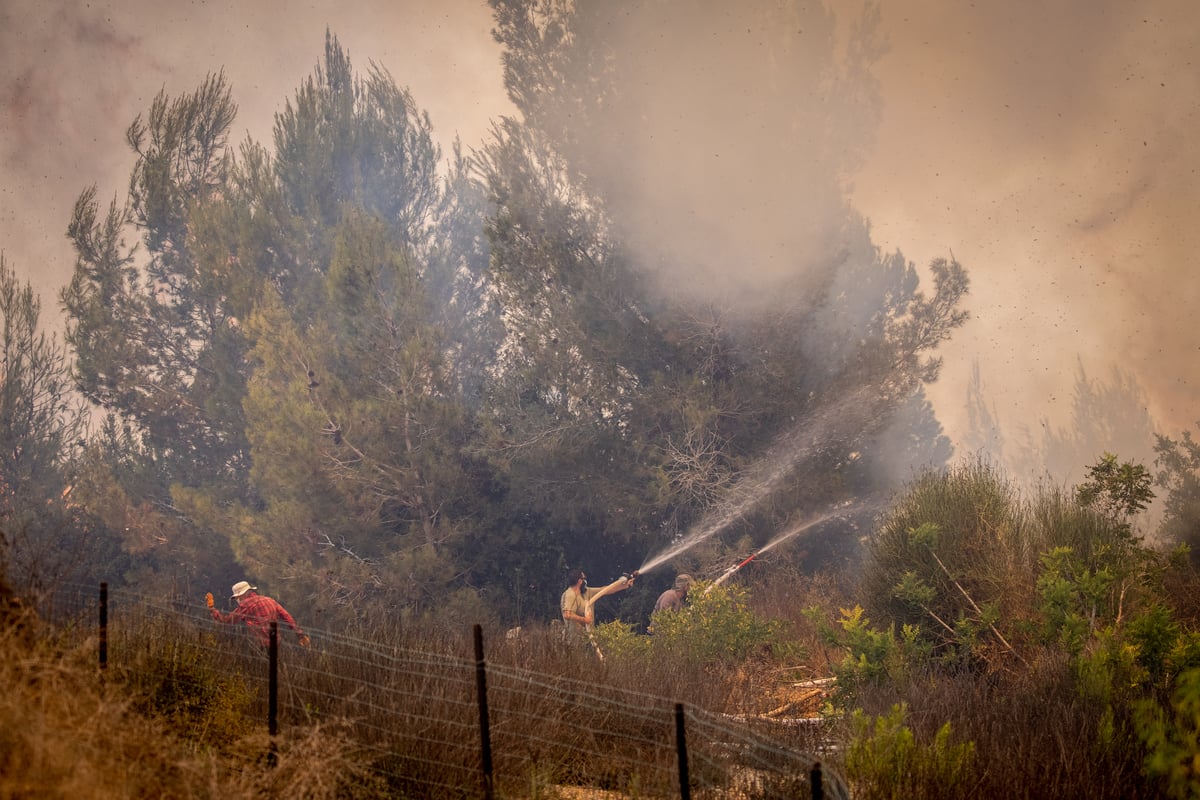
(845, 702), (976, 800)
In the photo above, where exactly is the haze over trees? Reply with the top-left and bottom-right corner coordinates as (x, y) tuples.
(8, 4), (1189, 633)
(9, 5), (1200, 797)
(5, 1), (1114, 627)
(0, 255), (104, 596)
(26, 13), (964, 624)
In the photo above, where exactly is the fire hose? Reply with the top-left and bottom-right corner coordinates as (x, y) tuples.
(580, 572), (638, 660)
(704, 552), (758, 594)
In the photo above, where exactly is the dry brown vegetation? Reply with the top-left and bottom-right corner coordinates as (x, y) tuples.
(0, 609), (384, 799)
(0, 587), (835, 799)
(7, 456), (1200, 799)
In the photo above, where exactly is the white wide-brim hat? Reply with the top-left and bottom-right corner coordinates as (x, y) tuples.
(230, 580), (256, 599)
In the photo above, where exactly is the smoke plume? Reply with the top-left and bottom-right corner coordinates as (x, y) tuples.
(4, 0), (1197, 477)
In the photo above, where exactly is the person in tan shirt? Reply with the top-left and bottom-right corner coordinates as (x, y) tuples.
(560, 568), (634, 641)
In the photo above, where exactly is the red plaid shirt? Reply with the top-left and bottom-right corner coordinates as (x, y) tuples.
(211, 592), (303, 646)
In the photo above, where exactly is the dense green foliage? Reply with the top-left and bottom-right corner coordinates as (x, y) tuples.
(812, 456), (1200, 798)
(592, 580), (795, 667)
(7, 5), (1200, 797)
(0, 256), (112, 596)
(1154, 427), (1200, 562)
(19, 17), (971, 626)
(846, 703), (976, 800)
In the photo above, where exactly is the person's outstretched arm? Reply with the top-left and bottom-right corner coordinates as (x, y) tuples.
(206, 592), (235, 623)
(272, 600), (310, 645)
(585, 575), (635, 609)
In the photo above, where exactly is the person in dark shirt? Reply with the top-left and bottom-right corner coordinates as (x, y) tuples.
(207, 580), (309, 647)
(654, 573), (693, 614)
(648, 573), (693, 634)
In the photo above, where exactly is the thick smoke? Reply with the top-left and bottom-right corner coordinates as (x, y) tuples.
(851, 0), (1200, 447)
(523, 1), (885, 311)
(5, 0), (1197, 478)
(525, 0), (1198, 480)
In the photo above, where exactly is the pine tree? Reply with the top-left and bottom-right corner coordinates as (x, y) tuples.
(0, 255), (100, 595)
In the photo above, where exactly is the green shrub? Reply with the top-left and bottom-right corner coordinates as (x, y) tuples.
(647, 580), (795, 665)
(1036, 545), (1115, 655)
(1128, 604), (1185, 687)
(846, 702), (976, 800)
(863, 462), (1030, 667)
(591, 620), (651, 660)
(118, 627), (257, 742)
(806, 604), (931, 709)
(1135, 667), (1200, 799)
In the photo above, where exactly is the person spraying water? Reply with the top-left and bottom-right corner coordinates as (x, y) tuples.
(560, 568), (636, 659)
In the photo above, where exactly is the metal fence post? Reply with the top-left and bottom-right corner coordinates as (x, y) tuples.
(474, 624), (495, 800)
(268, 620), (279, 767)
(811, 761), (823, 800)
(675, 703), (690, 800)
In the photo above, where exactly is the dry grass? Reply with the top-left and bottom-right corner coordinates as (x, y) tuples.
(3, 591), (832, 799)
(842, 651), (1164, 800)
(11, 570), (1185, 799)
(43, 560), (1184, 799)
(0, 608), (389, 799)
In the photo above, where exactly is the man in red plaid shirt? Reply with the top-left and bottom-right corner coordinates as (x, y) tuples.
(207, 580), (310, 647)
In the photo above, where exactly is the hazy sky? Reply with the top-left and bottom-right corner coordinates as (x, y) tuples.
(855, 0), (1199, 463)
(1, 0), (508, 309)
(2, 0), (1196, 469)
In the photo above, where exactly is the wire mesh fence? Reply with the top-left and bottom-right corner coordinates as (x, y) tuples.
(44, 582), (846, 799)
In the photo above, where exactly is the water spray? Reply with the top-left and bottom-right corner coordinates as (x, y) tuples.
(701, 500), (875, 593)
(635, 385), (885, 577)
